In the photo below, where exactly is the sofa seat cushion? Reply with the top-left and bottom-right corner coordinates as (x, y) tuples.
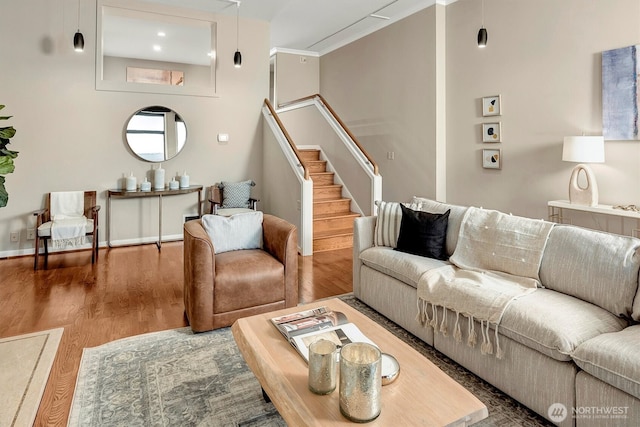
(214, 249), (284, 313)
(572, 325), (640, 400)
(359, 246), (449, 289)
(499, 289), (627, 361)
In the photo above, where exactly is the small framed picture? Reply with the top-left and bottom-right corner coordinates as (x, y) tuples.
(482, 95), (501, 116)
(483, 148), (502, 169)
(482, 122), (502, 142)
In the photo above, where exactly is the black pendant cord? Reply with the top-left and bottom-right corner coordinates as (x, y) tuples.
(234, 1), (242, 67)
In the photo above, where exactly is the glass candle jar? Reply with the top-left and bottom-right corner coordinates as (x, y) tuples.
(339, 342), (382, 422)
(308, 339), (338, 395)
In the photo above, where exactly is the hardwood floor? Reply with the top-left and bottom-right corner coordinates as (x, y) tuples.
(0, 243), (352, 426)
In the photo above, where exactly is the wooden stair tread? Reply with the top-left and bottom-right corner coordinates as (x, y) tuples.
(314, 228), (354, 239)
(313, 184), (342, 189)
(313, 198), (351, 204)
(313, 212), (359, 220)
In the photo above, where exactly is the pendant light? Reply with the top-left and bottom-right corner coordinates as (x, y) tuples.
(73, 0), (84, 52)
(233, 1), (242, 68)
(477, 0), (488, 48)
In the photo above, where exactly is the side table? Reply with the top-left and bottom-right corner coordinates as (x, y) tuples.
(548, 200), (640, 237)
(107, 185), (203, 250)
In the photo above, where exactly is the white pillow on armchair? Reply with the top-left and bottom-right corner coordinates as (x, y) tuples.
(201, 211), (263, 254)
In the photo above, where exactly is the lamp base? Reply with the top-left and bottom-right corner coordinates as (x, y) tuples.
(568, 164), (599, 207)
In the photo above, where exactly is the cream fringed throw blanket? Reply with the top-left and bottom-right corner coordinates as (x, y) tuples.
(50, 192), (88, 248)
(417, 207), (555, 358)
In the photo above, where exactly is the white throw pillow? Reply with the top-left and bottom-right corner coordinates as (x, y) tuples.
(201, 211), (263, 254)
(374, 201), (403, 248)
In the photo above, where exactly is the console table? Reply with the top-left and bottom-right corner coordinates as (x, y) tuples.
(107, 185), (203, 250)
(548, 200), (640, 237)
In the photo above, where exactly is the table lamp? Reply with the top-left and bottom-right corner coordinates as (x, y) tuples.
(562, 136), (605, 206)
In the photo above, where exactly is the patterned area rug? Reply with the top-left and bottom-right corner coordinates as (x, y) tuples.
(68, 327), (284, 427)
(69, 295), (552, 426)
(0, 328), (63, 427)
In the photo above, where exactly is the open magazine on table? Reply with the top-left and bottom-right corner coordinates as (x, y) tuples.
(270, 306), (376, 362)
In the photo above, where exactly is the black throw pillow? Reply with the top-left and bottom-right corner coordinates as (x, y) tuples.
(395, 204), (450, 260)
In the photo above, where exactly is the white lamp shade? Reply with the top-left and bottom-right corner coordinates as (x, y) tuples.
(562, 136), (605, 163)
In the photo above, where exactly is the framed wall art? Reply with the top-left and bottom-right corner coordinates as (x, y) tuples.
(482, 122), (501, 142)
(602, 45), (640, 140)
(482, 95), (501, 116)
(482, 148), (501, 169)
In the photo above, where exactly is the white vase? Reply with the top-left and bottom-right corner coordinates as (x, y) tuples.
(180, 171), (190, 188)
(125, 172), (137, 191)
(140, 177), (151, 192)
(154, 164), (165, 190)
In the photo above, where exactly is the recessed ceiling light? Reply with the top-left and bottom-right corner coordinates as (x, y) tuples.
(157, 31), (166, 37)
(153, 45), (162, 52)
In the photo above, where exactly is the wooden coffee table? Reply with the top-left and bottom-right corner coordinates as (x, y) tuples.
(231, 298), (488, 426)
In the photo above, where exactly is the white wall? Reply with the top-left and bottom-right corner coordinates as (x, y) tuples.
(320, 7), (440, 204)
(321, 0), (640, 233)
(0, 0), (270, 256)
(274, 51), (319, 106)
(446, 0), (640, 224)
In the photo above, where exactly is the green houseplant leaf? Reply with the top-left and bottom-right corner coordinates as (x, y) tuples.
(0, 104), (17, 208)
(0, 176), (7, 208)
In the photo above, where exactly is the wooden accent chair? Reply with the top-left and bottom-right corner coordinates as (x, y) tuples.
(208, 180), (259, 216)
(183, 214), (298, 332)
(33, 191), (100, 270)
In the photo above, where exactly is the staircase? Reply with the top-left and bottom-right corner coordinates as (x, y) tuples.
(299, 149), (360, 252)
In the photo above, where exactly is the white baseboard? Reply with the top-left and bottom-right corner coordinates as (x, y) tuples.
(107, 234), (183, 247)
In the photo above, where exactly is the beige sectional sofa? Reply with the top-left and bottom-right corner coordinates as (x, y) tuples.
(353, 197), (640, 426)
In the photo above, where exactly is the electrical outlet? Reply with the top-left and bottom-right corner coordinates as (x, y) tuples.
(387, 151), (395, 160)
(10, 231), (19, 242)
(27, 228), (36, 240)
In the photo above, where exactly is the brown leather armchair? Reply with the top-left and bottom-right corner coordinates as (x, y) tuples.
(183, 214), (298, 332)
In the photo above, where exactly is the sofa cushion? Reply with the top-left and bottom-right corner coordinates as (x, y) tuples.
(359, 246), (449, 289)
(572, 325), (640, 400)
(500, 289), (627, 361)
(214, 249), (285, 313)
(201, 211), (263, 254)
(410, 197), (469, 256)
(374, 201), (402, 248)
(396, 204), (449, 260)
(539, 225), (640, 319)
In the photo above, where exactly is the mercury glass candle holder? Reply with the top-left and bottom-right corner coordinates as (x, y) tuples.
(308, 339), (337, 395)
(339, 342), (382, 422)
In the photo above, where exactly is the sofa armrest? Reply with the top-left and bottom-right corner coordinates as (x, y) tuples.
(262, 214), (298, 308)
(183, 219), (216, 332)
(353, 216), (377, 297)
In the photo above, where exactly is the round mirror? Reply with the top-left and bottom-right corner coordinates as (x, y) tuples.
(125, 106), (187, 162)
